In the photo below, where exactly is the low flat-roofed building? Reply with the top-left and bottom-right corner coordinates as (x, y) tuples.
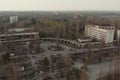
(78, 38), (91, 43)
(78, 38), (100, 48)
(8, 28), (34, 33)
(0, 27), (39, 43)
(0, 32), (39, 43)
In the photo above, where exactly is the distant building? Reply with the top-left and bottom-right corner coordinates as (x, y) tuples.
(0, 32), (39, 43)
(78, 38), (91, 43)
(8, 28), (34, 33)
(85, 25), (115, 43)
(117, 30), (120, 39)
(10, 16), (18, 23)
(0, 27), (39, 43)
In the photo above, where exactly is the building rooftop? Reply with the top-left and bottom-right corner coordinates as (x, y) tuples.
(0, 32), (39, 36)
(8, 27), (34, 33)
(86, 25), (115, 34)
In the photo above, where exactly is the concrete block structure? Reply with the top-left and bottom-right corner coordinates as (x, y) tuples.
(85, 25), (115, 43)
(117, 30), (120, 39)
(10, 16), (18, 23)
(0, 32), (39, 43)
(8, 28), (34, 33)
(0, 28), (39, 43)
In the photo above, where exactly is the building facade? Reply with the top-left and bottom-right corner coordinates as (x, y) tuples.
(85, 25), (115, 43)
(10, 16), (18, 23)
(117, 30), (120, 39)
(0, 28), (39, 43)
(0, 32), (39, 43)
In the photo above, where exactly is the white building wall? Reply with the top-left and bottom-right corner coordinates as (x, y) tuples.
(85, 25), (115, 43)
(10, 16), (18, 23)
(117, 30), (120, 39)
(106, 28), (115, 43)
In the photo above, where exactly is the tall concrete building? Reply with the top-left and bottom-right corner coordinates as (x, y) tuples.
(10, 16), (18, 23)
(117, 30), (120, 39)
(85, 25), (115, 43)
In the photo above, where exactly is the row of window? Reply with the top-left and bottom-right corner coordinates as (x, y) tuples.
(0, 34), (37, 41)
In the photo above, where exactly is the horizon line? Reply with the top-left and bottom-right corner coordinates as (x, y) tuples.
(0, 10), (120, 12)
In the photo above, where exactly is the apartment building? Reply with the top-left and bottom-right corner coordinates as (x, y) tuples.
(117, 30), (120, 39)
(10, 16), (18, 23)
(85, 25), (115, 43)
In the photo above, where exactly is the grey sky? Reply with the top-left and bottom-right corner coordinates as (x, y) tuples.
(0, 0), (119, 11)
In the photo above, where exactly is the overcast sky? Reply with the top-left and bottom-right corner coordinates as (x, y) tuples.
(0, 0), (119, 11)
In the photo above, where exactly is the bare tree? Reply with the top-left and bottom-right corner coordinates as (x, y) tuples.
(64, 54), (72, 80)
(75, 20), (81, 39)
(56, 23), (61, 48)
(33, 26), (41, 53)
(80, 67), (88, 80)
(98, 40), (104, 63)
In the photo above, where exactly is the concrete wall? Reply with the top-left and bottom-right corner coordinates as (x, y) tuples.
(10, 16), (18, 23)
(0, 32), (39, 42)
(106, 29), (115, 43)
(85, 25), (115, 43)
(117, 30), (120, 39)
